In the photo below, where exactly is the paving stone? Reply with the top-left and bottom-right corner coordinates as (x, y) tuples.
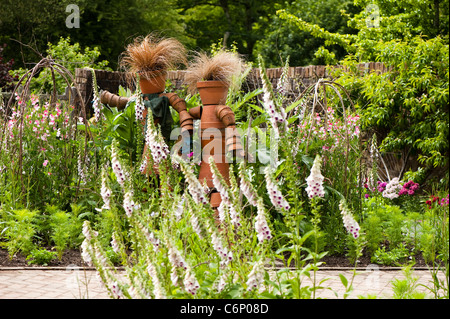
(0, 269), (446, 299)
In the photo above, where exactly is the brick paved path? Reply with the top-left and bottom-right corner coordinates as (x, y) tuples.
(0, 267), (446, 299)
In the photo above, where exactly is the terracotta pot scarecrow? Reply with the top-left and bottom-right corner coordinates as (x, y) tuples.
(100, 35), (194, 174)
(185, 51), (245, 208)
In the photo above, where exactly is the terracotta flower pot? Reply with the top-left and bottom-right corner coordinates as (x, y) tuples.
(197, 81), (228, 105)
(197, 81), (230, 199)
(138, 71), (167, 94)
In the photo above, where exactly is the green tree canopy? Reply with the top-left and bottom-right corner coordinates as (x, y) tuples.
(278, 0), (449, 183)
(0, 0), (188, 70)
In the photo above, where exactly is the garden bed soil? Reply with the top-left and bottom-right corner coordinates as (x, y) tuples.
(0, 247), (432, 269)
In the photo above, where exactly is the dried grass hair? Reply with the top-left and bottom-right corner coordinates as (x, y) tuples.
(120, 35), (187, 84)
(185, 50), (246, 94)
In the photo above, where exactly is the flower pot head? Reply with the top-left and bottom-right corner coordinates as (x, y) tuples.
(120, 34), (187, 87)
(196, 80), (229, 105)
(185, 50), (245, 96)
(138, 70), (167, 94)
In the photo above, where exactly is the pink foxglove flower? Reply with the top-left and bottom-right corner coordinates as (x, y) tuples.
(145, 114), (169, 165)
(111, 232), (120, 254)
(216, 272), (228, 293)
(170, 265), (179, 287)
(305, 155), (325, 199)
(246, 261), (264, 291)
(176, 155), (208, 205)
(238, 164), (258, 207)
(184, 265), (200, 295)
(189, 212), (203, 239)
(81, 239), (92, 266)
(382, 177), (402, 199)
(210, 157), (241, 226)
(123, 190), (135, 217)
(168, 244), (187, 270)
(339, 199), (360, 239)
(259, 59), (287, 137)
(264, 166), (290, 211)
(210, 229), (232, 266)
(135, 94), (145, 121)
(217, 201), (227, 223)
(255, 199), (272, 242)
(146, 261), (166, 299)
(100, 169), (111, 210)
(110, 281), (124, 299)
(209, 156), (231, 205)
(111, 142), (126, 188)
(174, 196), (185, 222)
(139, 158), (147, 174)
(89, 68), (103, 122)
(43, 160), (49, 167)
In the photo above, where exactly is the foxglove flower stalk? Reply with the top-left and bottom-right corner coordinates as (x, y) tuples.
(216, 272), (228, 293)
(139, 158), (147, 174)
(111, 232), (120, 254)
(94, 246), (108, 267)
(209, 156), (231, 205)
(100, 169), (111, 210)
(238, 163), (258, 207)
(90, 68), (103, 122)
(264, 166), (290, 211)
(136, 220), (160, 251)
(339, 199), (360, 239)
(177, 155), (208, 205)
(81, 239), (92, 266)
(145, 112), (169, 165)
(259, 59), (287, 137)
(210, 228), (232, 266)
(123, 190), (135, 217)
(146, 261), (166, 299)
(135, 94), (145, 121)
(209, 157), (242, 225)
(174, 196), (185, 221)
(217, 201), (227, 223)
(277, 69), (289, 96)
(110, 281), (124, 299)
(189, 212), (203, 239)
(382, 177), (402, 199)
(305, 155), (325, 199)
(111, 142), (126, 188)
(77, 152), (87, 184)
(92, 95), (102, 122)
(170, 265), (179, 287)
(255, 199), (272, 242)
(183, 265), (200, 295)
(229, 204), (242, 227)
(246, 261), (264, 291)
(168, 244), (187, 270)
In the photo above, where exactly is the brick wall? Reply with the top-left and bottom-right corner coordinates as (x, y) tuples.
(74, 62), (388, 114)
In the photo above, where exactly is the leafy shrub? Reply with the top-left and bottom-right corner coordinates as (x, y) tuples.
(371, 244), (410, 266)
(1, 209), (38, 258)
(26, 248), (57, 266)
(11, 37), (111, 94)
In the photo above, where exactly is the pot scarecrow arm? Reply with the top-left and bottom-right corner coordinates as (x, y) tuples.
(100, 90), (129, 110)
(161, 93), (194, 132)
(215, 105), (245, 158)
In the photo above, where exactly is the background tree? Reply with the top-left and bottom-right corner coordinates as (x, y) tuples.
(253, 0), (359, 67)
(176, 0), (284, 60)
(278, 0), (449, 186)
(0, 0), (187, 70)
